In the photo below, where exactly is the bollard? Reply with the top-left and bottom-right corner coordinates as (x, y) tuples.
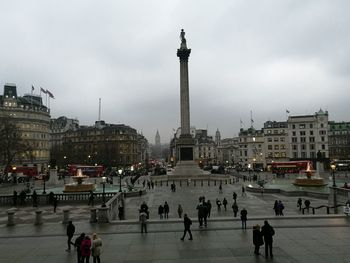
(187, 180), (189, 186)
(34, 210), (43, 225)
(327, 207), (330, 214)
(7, 210), (15, 226)
(312, 208), (315, 214)
(166, 181), (168, 187)
(194, 180), (196, 187)
(160, 181), (163, 187)
(155, 181), (158, 186)
(201, 180), (203, 186)
(208, 180), (210, 186)
(225, 180), (227, 185)
(302, 208), (305, 215)
(214, 180), (216, 186)
(62, 209), (70, 224)
(180, 180), (182, 187)
(90, 208), (97, 223)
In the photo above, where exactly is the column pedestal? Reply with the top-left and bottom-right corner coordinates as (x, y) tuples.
(97, 207), (109, 223)
(34, 210), (43, 225)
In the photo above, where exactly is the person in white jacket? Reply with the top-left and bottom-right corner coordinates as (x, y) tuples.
(91, 233), (102, 263)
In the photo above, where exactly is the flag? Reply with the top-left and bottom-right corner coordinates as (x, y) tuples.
(251, 118), (254, 123)
(32, 85), (34, 91)
(46, 90), (54, 99)
(286, 109), (290, 114)
(40, 87), (47, 94)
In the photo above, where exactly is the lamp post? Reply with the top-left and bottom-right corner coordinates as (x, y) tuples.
(43, 172), (47, 194)
(101, 176), (106, 207)
(331, 163), (337, 213)
(118, 169), (123, 192)
(331, 164), (336, 187)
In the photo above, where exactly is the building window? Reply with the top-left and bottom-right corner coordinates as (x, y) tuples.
(293, 152), (298, 158)
(300, 131), (306, 136)
(274, 138), (279, 142)
(310, 152), (316, 158)
(299, 124), (305, 129)
(292, 145), (298, 150)
(310, 144), (315, 150)
(301, 152), (306, 158)
(268, 145), (272, 150)
(280, 137), (285, 142)
(292, 125), (296, 129)
(310, 137), (315, 142)
(301, 144), (306, 150)
(274, 145), (279, 150)
(322, 145), (325, 150)
(292, 131), (296, 136)
(300, 137), (306, 143)
(292, 137), (297, 143)
(310, 131), (314, 135)
(321, 136), (325, 142)
(310, 124), (313, 128)
(268, 138), (272, 142)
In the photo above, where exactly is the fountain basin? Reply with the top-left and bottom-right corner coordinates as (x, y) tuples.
(63, 183), (96, 192)
(293, 178), (327, 187)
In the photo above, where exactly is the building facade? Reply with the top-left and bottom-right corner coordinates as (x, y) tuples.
(238, 128), (264, 170)
(0, 84), (50, 170)
(328, 121), (350, 160)
(287, 109), (329, 160)
(61, 120), (148, 167)
(216, 137), (239, 165)
(263, 121), (289, 166)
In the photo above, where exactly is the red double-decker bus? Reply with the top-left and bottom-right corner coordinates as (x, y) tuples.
(271, 161), (312, 175)
(4, 165), (38, 177)
(67, 164), (104, 177)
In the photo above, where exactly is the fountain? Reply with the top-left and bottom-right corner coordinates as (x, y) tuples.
(293, 161), (326, 187)
(63, 169), (96, 192)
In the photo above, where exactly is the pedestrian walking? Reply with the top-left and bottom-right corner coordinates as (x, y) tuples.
(278, 200), (284, 216)
(88, 191), (94, 206)
(216, 198), (222, 212)
(177, 204), (183, 218)
(242, 185), (246, 197)
(53, 196), (58, 213)
(261, 220), (275, 258)
(207, 200), (212, 218)
(164, 201), (169, 219)
(180, 214), (193, 241)
(91, 233), (102, 263)
(158, 205), (164, 219)
(80, 235), (92, 263)
(232, 191), (237, 201)
(196, 202), (205, 227)
(140, 209), (148, 233)
(151, 181), (154, 189)
(273, 200), (279, 216)
(297, 198), (302, 211)
(66, 221), (76, 252)
(232, 201), (239, 217)
(223, 198), (228, 211)
(118, 205), (124, 220)
(219, 184), (223, 194)
(240, 208), (247, 229)
(253, 224), (264, 255)
(140, 201), (149, 218)
(74, 233), (85, 263)
(304, 199), (311, 213)
(32, 190), (38, 207)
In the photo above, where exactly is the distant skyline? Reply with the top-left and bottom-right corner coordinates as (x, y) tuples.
(1, 1), (349, 143)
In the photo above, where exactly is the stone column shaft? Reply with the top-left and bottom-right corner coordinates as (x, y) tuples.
(180, 60), (190, 135)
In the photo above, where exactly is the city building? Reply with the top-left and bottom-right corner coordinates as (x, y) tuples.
(61, 120), (148, 167)
(216, 137), (239, 165)
(328, 121), (350, 160)
(263, 121), (289, 168)
(287, 109), (329, 160)
(194, 129), (216, 166)
(0, 83), (50, 171)
(50, 116), (79, 166)
(238, 127), (264, 170)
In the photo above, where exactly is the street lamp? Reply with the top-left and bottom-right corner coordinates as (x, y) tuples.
(101, 176), (107, 207)
(118, 169), (123, 192)
(331, 163), (336, 187)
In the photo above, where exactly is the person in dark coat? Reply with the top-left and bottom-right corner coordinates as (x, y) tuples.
(304, 199), (311, 213)
(180, 214), (193, 241)
(206, 200), (212, 218)
(32, 190), (38, 207)
(297, 198), (302, 211)
(273, 200), (279, 216)
(158, 205), (164, 219)
(74, 233), (85, 263)
(240, 208), (247, 229)
(163, 201), (169, 219)
(223, 198), (228, 211)
(232, 201), (239, 217)
(53, 197), (58, 213)
(66, 221), (76, 252)
(80, 235), (91, 263)
(261, 220), (275, 258)
(253, 224), (264, 255)
(232, 192), (237, 201)
(196, 202), (205, 227)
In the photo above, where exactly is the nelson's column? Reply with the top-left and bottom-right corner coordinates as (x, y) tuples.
(172, 29), (204, 178)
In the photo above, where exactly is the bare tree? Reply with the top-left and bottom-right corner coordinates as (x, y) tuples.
(0, 117), (34, 168)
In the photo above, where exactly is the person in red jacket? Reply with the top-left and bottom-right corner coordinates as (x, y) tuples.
(80, 235), (92, 263)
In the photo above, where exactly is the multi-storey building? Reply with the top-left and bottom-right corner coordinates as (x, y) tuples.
(194, 129), (216, 166)
(0, 84), (50, 170)
(328, 121), (350, 160)
(50, 116), (79, 166)
(62, 120), (148, 167)
(216, 137), (239, 165)
(263, 121), (289, 166)
(287, 109), (329, 160)
(238, 127), (264, 170)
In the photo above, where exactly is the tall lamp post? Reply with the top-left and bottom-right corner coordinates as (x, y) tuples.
(331, 163), (337, 213)
(43, 172), (47, 194)
(118, 169), (123, 192)
(101, 176), (107, 207)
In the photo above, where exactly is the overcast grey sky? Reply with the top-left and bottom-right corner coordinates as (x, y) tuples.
(1, 0), (349, 144)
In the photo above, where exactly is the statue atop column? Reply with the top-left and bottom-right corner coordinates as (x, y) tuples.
(180, 29), (187, 49)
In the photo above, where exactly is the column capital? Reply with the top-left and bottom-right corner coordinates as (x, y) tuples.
(177, 48), (191, 61)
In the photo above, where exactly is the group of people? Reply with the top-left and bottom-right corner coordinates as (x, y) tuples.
(66, 221), (103, 263)
(253, 220), (275, 258)
(158, 201), (170, 219)
(273, 200), (285, 216)
(196, 196), (212, 228)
